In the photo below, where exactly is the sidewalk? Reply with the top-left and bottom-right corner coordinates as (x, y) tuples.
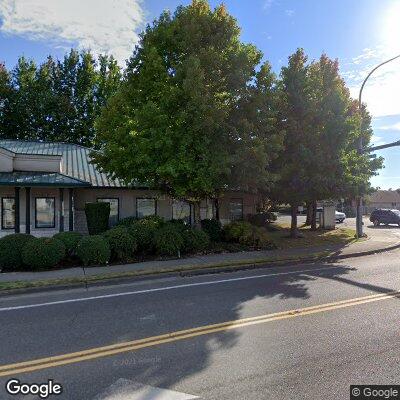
(1, 223), (400, 289)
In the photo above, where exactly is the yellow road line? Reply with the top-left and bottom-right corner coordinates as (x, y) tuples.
(1, 290), (399, 377)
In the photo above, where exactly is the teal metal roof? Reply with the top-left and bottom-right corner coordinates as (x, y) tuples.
(0, 140), (124, 187)
(0, 172), (91, 187)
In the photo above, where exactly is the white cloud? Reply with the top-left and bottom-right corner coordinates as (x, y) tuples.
(343, 47), (400, 118)
(285, 9), (295, 17)
(0, 0), (144, 64)
(377, 122), (400, 131)
(263, 0), (274, 11)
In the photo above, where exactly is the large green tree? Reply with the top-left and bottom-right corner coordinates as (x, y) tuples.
(93, 0), (282, 220)
(272, 50), (382, 237)
(270, 48), (313, 237)
(0, 50), (122, 147)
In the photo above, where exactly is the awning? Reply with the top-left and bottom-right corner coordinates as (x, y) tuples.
(0, 172), (91, 187)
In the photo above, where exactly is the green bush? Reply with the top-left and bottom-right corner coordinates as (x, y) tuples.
(223, 221), (274, 248)
(224, 221), (253, 243)
(53, 232), (82, 256)
(247, 212), (277, 226)
(0, 233), (35, 271)
(103, 226), (137, 261)
(76, 235), (111, 266)
(182, 229), (210, 253)
(201, 219), (223, 242)
(343, 206), (356, 218)
(22, 237), (66, 270)
(240, 225), (275, 248)
(116, 216), (138, 227)
(85, 202), (110, 235)
(127, 216), (164, 253)
(154, 224), (184, 256)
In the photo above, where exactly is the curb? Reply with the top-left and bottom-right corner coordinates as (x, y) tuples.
(2, 241), (400, 297)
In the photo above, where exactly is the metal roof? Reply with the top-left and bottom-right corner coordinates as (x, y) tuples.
(0, 172), (91, 187)
(0, 140), (124, 187)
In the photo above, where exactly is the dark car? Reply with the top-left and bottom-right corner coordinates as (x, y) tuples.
(369, 209), (400, 226)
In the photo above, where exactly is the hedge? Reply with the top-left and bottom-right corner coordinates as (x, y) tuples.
(182, 229), (210, 253)
(0, 233), (35, 271)
(201, 219), (223, 242)
(154, 223), (184, 256)
(53, 231), (82, 256)
(85, 202), (110, 235)
(22, 237), (66, 270)
(103, 226), (137, 261)
(76, 235), (111, 266)
(127, 216), (164, 253)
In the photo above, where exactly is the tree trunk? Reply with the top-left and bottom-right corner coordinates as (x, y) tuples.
(193, 201), (201, 229)
(310, 200), (318, 231)
(305, 201), (312, 225)
(290, 203), (298, 238)
(214, 198), (220, 221)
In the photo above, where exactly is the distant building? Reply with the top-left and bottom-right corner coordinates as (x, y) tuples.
(364, 190), (400, 214)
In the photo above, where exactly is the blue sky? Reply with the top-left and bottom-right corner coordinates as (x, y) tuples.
(1, 0), (400, 189)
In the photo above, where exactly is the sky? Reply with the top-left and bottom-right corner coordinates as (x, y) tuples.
(0, 0), (400, 189)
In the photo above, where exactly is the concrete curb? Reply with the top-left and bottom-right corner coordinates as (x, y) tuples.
(2, 240), (400, 297)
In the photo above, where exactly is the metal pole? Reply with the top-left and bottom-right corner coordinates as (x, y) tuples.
(356, 54), (400, 238)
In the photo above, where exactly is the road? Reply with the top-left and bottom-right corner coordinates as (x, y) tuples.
(1, 250), (400, 399)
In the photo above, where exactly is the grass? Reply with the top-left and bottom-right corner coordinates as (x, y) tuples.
(268, 222), (360, 250)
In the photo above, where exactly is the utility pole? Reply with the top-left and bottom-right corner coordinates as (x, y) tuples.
(356, 54), (400, 238)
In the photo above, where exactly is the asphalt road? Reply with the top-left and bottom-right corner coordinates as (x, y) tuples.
(1, 250), (400, 399)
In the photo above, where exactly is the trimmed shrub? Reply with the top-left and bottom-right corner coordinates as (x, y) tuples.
(224, 221), (253, 243)
(76, 235), (111, 266)
(240, 225), (275, 248)
(247, 212), (277, 226)
(127, 216), (164, 253)
(0, 233), (35, 271)
(182, 229), (210, 253)
(85, 202), (110, 235)
(22, 238), (66, 270)
(116, 216), (138, 227)
(225, 221), (275, 248)
(201, 219), (223, 242)
(103, 226), (137, 261)
(53, 232), (82, 256)
(154, 224), (184, 256)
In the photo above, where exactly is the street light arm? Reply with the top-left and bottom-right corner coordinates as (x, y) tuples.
(356, 53), (400, 239)
(358, 54), (400, 106)
(366, 139), (400, 152)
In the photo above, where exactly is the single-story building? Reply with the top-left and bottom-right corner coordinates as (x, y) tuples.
(0, 140), (260, 237)
(364, 190), (400, 214)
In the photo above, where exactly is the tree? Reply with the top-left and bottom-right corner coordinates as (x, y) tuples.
(270, 49), (313, 237)
(0, 51), (122, 147)
(271, 50), (383, 237)
(93, 0), (281, 222)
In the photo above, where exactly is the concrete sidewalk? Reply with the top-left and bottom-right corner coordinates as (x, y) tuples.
(1, 222), (400, 286)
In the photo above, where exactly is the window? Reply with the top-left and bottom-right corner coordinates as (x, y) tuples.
(172, 200), (191, 224)
(2, 197), (15, 229)
(136, 198), (156, 218)
(35, 198), (55, 228)
(97, 198), (119, 226)
(229, 198), (243, 221)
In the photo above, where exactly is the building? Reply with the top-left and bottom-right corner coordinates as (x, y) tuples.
(0, 140), (259, 237)
(364, 190), (400, 214)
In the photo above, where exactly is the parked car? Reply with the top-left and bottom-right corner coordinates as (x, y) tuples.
(335, 210), (346, 223)
(369, 209), (400, 226)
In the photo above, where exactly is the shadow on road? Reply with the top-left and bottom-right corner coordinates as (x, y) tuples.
(1, 259), (398, 400)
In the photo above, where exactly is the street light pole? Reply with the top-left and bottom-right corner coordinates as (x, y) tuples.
(356, 53), (400, 238)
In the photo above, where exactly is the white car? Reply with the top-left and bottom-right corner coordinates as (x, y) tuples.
(335, 210), (346, 223)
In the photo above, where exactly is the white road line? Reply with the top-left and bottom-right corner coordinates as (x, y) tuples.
(0, 265), (341, 312)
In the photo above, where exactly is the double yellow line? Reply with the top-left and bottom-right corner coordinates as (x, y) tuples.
(1, 290), (399, 378)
